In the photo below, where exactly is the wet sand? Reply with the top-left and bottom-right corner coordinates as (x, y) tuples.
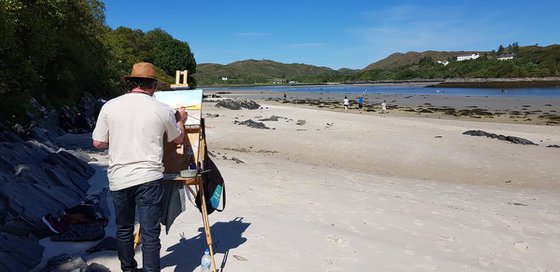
(210, 89), (560, 126)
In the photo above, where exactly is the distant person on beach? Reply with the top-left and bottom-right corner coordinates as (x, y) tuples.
(358, 96), (364, 113)
(343, 96), (349, 112)
(381, 100), (387, 116)
(92, 62), (187, 272)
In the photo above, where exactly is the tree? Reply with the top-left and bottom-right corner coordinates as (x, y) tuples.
(512, 42), (519, 53)
(102, 27), (198, 88)
(497, 45), (504, 54)
(147, 29), (197, 87)
(418, 56), (434, 66)
(0, 0), (117, 119)
(103, 27), (154, 76)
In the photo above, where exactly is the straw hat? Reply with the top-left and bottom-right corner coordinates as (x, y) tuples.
(124, 62), (157, 80)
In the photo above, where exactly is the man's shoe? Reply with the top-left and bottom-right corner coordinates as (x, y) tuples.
(41, 214), (69, 234)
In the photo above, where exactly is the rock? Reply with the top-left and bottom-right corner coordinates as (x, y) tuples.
(205, 113), (220, 118)
(0, 124), (23, 143)
(0, 138), (94, 268)
(259, 115), (282, 121)
(463, 130), (537, 145)
(234, 119), (270, 129)
(0, 232), (44, 272)
(231, 157), (244, 164)
(0, 159), (91, 236)
(505, 136), (536, 145)
(463, 130), (487, 137)
(0, 94), (100, 271)
(216, 99), (260, 110)
(85, 263), (111, 272)
(45, 254), (88, 272)
(59, 94), (104, 134)
(79, 93), (102, 130)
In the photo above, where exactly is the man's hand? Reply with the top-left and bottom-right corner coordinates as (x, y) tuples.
(176, 107), (187, 123)
(172, 107), (187, 144)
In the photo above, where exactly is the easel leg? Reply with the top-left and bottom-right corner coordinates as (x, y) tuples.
(199, 182), (218, 272)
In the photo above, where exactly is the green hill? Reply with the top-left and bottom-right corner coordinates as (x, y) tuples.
(363, 50), (478, 71)
(351, 45), (560, 81)
(194, 59), (359, 86)
(193, 45), (560, 86)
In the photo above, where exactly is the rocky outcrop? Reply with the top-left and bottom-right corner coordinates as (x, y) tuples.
(463, 130), (537, 145)
(59, 93), (104, 134)
(216, 98), (261, 110)
(234, 119), (270, 129)
(0, 113), (96, 270)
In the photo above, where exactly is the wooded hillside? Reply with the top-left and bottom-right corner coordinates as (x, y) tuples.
(195, 45), (560, 86)
(351, 45), (560, 81)
(194, 60), (357, 86)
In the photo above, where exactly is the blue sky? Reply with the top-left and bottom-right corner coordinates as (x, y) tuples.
(103, 0), (560, 70)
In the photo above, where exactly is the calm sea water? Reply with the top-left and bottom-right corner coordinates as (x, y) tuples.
(206, 85), (560, 98)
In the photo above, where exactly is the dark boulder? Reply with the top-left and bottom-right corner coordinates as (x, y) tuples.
(462, 130), (487, 137)
(505, 136), (537, 145)
(259, 115), (283, 121)
(463, 130), (537, 145)
(216, 99), (261, 110)
(234, 119), (270, 129)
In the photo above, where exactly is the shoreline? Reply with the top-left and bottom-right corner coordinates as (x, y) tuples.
(201, 77), (560, 89)
(428, 77), (560, 88)
(209, 91), (560, 126)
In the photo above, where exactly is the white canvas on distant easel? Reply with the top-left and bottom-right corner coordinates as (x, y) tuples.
(154, 89), (203, 127)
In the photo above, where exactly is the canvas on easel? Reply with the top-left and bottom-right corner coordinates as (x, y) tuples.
(155, 89), (203, 127)
(155, 89), (204, 173)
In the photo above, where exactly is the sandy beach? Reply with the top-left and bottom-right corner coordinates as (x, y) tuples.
(39, 96), (560, 271)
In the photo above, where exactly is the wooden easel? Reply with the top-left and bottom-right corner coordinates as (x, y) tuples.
(133, 88), (218, 272)
(165, 120), (217, 272)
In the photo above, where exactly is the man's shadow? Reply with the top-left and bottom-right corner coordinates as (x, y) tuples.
(161, 217), (250, 272)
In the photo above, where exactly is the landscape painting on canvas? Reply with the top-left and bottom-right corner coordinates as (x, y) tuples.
(154, 89), (203, 126)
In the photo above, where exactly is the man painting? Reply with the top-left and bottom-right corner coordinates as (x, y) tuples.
(92, 62), (187, 272)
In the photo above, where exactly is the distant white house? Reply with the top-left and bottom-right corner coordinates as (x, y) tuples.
(497, 53), (515, 61)
(457, 53), (480, 61)
(221, 77), (228, 81)
(437, 60), (449, 66)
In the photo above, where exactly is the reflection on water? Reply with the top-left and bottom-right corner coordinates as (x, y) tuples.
(206, 85), (560, 98)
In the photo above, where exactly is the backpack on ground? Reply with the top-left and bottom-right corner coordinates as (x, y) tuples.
(195, 154), (226, 215)
(64, 204), (97, 224)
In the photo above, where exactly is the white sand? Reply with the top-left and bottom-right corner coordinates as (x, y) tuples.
(39, 101), (560, 271)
